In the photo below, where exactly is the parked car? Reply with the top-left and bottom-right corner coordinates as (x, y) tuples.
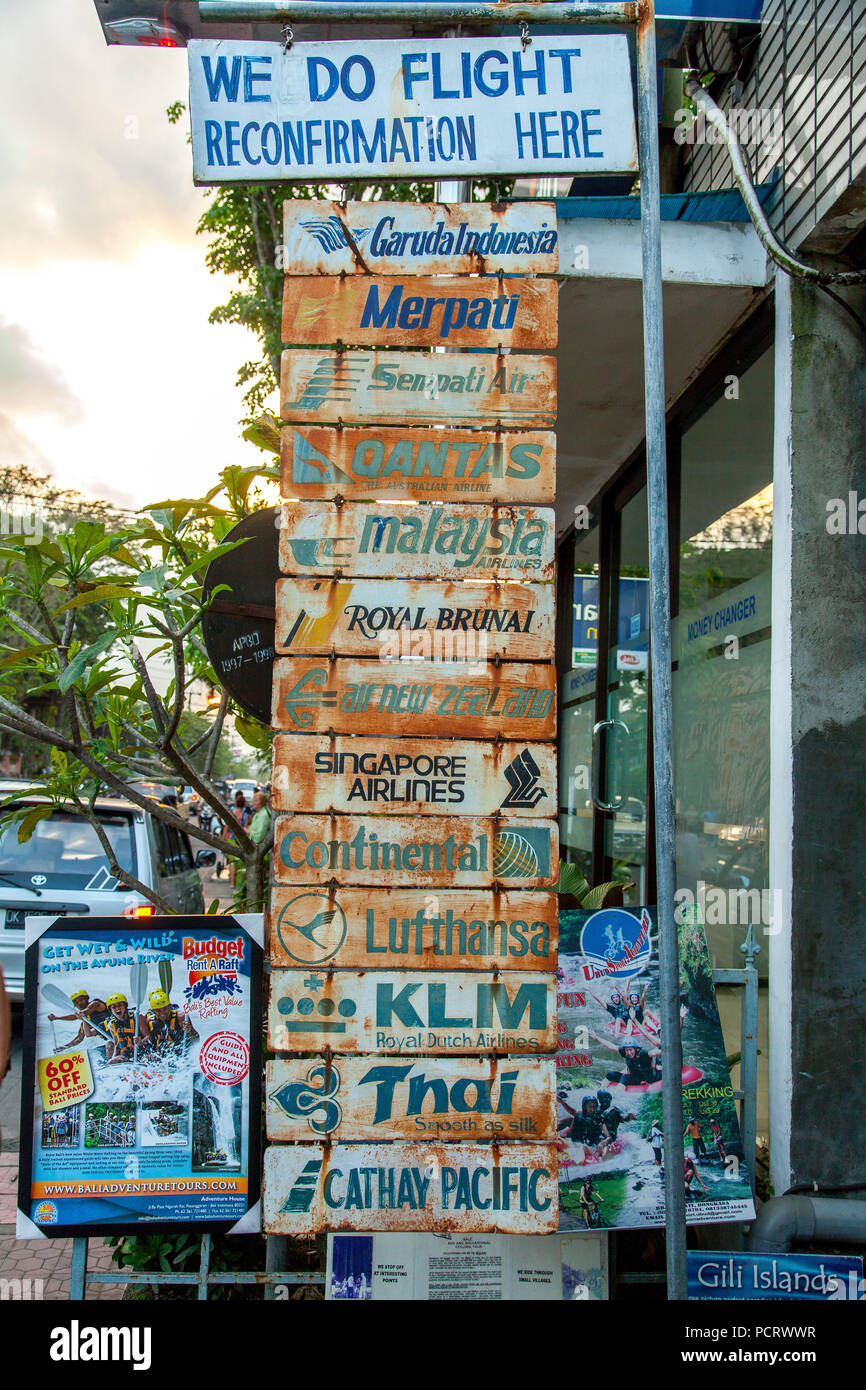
(0, 784), (214, 1001)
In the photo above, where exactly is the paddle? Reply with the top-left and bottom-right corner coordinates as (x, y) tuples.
(158, 959), (173, 996)
(129, 962), (148, 1064)
(40, 983), (112, 1042)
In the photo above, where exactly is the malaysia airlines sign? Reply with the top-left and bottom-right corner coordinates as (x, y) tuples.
(188, 36), (637, 183)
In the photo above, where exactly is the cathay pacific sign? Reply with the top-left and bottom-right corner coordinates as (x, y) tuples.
(189, 36), (637, 182)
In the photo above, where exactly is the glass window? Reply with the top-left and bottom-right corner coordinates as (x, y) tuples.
(559, 520), (600, 883)
(0, 808), (137, 889)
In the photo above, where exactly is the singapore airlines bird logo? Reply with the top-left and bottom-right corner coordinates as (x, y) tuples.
(276, 893), (347, 965)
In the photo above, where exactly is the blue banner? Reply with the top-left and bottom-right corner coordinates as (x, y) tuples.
(688, 1251), (865, 1300)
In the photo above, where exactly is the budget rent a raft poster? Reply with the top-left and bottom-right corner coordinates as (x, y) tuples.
(17, 915), (263, 1237)
(556, 907), (755, 1230)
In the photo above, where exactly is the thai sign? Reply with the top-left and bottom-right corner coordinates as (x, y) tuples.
(275, 577), (555, 660)
(555, 908), (755, 1231)
(273, 815), (558, 889)
(268, 970), (556, 1055)
(281, 424), (556, 504)
(271, 658), (556, 740)
(17, 916), (262, 1239)
(268, 887), (558, 972)
(272, 735), (557, 817)
(282, 200), (559, 276)
(189, 37), (637, 184)
(267, 1055), (556, 1142)
(278, 501), (555, 580)
(283, 275), (558, 349)
(280, 350), (556, 428)
(263, 1142), (560, 1235)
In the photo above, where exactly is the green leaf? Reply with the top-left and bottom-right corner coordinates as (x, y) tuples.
(580, 879), (632, 911)
(17, 805), (54, 843)
(207, 898), (220, 914)
(54, 583), (139, 613)
(555, 862), (590, 899)
(175, 536), (250, 586)
(234, 713), (272, 753)
(58, 631), (117, 693)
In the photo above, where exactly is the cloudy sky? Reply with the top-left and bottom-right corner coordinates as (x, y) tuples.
(1, 1), (256, 511)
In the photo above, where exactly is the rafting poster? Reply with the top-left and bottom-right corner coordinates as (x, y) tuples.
(17, 915), (263, 1238)
(556, 907), (755, 1231)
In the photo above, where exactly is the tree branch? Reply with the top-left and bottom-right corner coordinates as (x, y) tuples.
(203, 689), (229, 779)
(74, 790), (176, 916)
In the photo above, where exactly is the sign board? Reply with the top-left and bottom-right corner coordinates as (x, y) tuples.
(326, 1231), (608, 1301)
(282, 200), (559, 276)
(189, 37), (637, 184)
(275, 576), (555, 660)
(278, 501), (555, 580)
(264, 1142), (559, 1235)
(687, 1251), (865, 1301)
(280, 349), (557, 428)
(17, 916), (262, 1239)
(572, 575), (649, 667)
(268, 886), (558, 972)
(267, 1055), (556, 1142)
(272, 658), (556, 739)
(283, 275), (558, 349)
(273, 814), (558, 888)
(269, 969), (556, 1055)
(272, 735), (557, 817)
(201, 507), (278, 725)
(281, 424), (556, 504)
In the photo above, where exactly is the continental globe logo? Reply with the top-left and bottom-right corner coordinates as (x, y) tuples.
(493, 827), (551, 880)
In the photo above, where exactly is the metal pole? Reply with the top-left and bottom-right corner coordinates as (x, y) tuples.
(200, 1), (636, 23)
(740, 924), (760, 1198)
(635, 2), (686, 1300)
(69, 1236), (88, 1300)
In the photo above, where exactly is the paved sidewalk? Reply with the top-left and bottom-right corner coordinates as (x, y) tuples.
(0, 1154), (125, 1300)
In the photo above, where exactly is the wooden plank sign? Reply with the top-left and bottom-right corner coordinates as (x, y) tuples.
(272, 735), (557, 817)
(275, 577), (555, 661)
(273, 815), (558, 889)
(280, 424), (556, 504)
(263, 1142), (560, 1235)
(268, 969), (556, 1054)
(268, 887), (558, 972)
(283, 276), (558, 349)
(278, 501), (555, 580)
(280, 350), (556, 428)
(282, 200), (560, 276)
(266, 1055), (556, 1142)
(271, 658), (556, 740)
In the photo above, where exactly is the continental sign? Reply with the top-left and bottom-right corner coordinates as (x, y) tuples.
(268, 886), (558, 972)
(266, 1055), (556, 1142)
(271, 658), (556, 740)
(280, 425), (556, 503)
(282, 200), (558, 276)
(272, 815), (558, 889)
(263, 1142), (560, 1235)
(274, 577), (555, 660)
(278, 501), (555, 579)
(271, 735), (557, 816)
(283, 275), (557, 349)
(268, 969), (557, 1054)
(280, 349), (556, 428)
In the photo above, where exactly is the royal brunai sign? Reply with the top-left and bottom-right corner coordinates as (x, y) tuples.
(189, 38), (636, 183)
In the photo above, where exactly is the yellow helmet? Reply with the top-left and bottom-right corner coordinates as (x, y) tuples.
(106, 993), (128, 1008)
(70, 990), (88, 1003)
(149, 989), (170, 1009)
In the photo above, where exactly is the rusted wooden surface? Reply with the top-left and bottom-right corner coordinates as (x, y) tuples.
(266, 1055), (556, 1142)
(268, 968), (556, 1054)
(282, 200), (559, 276)
(272, 814), (559, 888)
(280, 349), (557, 428)
(280, 424), (556, 504)
(278, 500), (555, 581)
(271, 657), (556, 739)
(282, 276), (558, 349)
(275, 576), (555, 660)
(267, 886), (558, 972)
(272, 734), (557, 817)
(263, 1142), (560, 1235)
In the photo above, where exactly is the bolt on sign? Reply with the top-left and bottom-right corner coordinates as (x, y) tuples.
(283, 275), (558, 349)
(266, 1056), (557, 1143)
(263, 1143), (560, 1236)
(275, 577), (555, 660)
(278, 501), (555, 580)
(280, 349), (557, 428)
(268, 971), (557, 1055)
(272, 735), (557, 816)
(272, 815), (559, 889)
(282, 200), (560, 277)
(281, 424), (556, 504)
(268, 887), (558, 972)
(188, 37), (637, 184)
(271, 658), (557, 739)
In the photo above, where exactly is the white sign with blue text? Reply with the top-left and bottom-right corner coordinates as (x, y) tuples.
(188, 37), (637, 183)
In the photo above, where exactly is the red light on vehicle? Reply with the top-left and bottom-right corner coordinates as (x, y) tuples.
(123, 904), (157, 919)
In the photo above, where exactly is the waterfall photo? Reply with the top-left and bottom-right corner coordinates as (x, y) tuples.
(192, 1075), (242, 1172)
